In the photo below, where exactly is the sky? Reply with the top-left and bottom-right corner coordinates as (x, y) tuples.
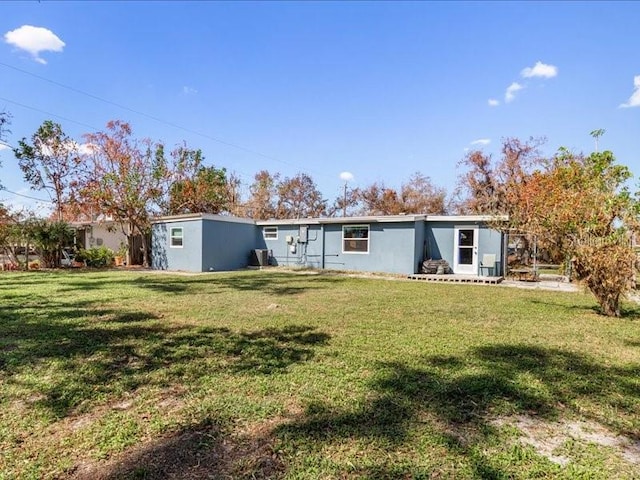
(1, 1), (639, 214)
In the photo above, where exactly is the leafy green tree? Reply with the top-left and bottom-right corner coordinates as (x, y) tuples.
(29, 219), (74, 268)
(14, 120), (81, 221)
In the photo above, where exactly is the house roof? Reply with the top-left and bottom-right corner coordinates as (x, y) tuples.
(152, 212), (507, 226)
(151, 213), (256, 225)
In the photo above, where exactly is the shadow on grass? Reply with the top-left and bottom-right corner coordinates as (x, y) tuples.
(1, 292), (330, 419)
(51, 270), (345, 296)
(529, 298), (640, 319)
(71, 416), (284, 480)
(278, 344), (640, 477)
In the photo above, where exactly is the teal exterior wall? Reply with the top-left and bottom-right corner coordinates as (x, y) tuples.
(425, 220), (504, 275)
(201, 219), (260, 271)
(260, 224), (325, 269)
(152, 217), (258, 272)
(258, 221), (420, 274)
(152, 216), (504, 275)
(152, 219), (203, 271)
(323, 221), (417, 274)
(413, 220), (427, 274)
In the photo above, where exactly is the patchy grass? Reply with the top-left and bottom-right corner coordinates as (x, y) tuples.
(0, 269), (639, 479)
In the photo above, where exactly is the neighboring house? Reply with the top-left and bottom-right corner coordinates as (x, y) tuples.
(151, 213), (506, 276)
(70, 220), (127, 253)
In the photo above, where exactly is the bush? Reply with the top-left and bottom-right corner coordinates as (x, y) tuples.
(572, 242), (637, 317)
(76, 246), (114, 268)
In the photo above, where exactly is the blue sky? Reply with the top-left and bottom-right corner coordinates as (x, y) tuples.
(1, 1), (639, 213)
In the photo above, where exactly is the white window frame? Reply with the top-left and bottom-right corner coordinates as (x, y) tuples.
(170, 227), (184, 248)
(342, 224), (369, 254)
(263, 226), (278, 240)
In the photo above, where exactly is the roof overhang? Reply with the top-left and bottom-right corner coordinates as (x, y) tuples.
(151, 213), (508, 226)
(151, 213), (256, 225)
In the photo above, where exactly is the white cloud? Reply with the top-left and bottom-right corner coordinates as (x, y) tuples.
(182, 86), (198, 95)
(505, 82), (524, 103)
(4, 25), (65, 64)
(77, 142), (97, 155)
(0, 143), (10, 151)
(521, 61), (558, 79)
(0, 188), (52, 215)
(339, 171), (354, 182)
(619, 75), (640, 108)
(471, 138), (491, 146)
(488, 98), (500, 107)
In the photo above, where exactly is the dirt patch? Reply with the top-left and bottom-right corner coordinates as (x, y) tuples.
(493, 415), (640, 466)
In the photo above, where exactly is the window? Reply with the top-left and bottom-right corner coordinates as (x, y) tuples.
(343, 225), (369, 253)
(170, 227), (183, 248)
(263, 226), (278, 240)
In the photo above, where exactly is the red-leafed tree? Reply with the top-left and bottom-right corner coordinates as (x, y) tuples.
(357, 173), (447, 216)
(245, 170), (279, 220)
(276, 173), (327, 219)
(81, 120), (168, 267)
(161, 145), (230, 215)
(457, 136), (638, 317)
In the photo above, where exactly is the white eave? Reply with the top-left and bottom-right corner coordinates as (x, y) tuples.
(151, 213), (256, 225)
(152, 212), (508, 226)
(425, 214), (508, 222)
(257, 214), (507, 225)
(256, 214), (428, 226)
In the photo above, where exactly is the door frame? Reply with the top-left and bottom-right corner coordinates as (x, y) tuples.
(453, 226), (479, 274)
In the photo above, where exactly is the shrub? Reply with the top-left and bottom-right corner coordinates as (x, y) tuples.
(572, 242), (637, 317)
(76, 246), (114, 268)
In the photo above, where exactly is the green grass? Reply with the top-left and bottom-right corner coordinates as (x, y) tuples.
(1, 270), (639, 479)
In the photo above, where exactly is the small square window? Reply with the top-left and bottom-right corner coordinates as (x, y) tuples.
(343, 225), (369, 253)
(170, 227), (183, 248)
(263, 226), (278, 240)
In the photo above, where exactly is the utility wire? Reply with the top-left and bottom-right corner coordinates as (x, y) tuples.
(0, 187), (52, 203)
(0, 97), (255, 183)
(0, 61), (332, 180)
(0, 96), (99, 132)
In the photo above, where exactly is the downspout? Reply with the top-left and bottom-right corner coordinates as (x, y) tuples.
(321, 223), (325, 270)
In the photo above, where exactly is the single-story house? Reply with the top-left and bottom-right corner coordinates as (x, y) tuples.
(70, 220), (127, 253)
(151, 213), (506, 276)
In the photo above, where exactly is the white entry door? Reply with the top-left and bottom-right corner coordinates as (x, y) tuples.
(453, 227), (478, 274)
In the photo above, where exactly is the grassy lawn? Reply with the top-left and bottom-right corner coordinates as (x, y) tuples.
(1, 270), (639, 479)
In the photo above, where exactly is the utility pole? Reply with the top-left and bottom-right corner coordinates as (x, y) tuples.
(339, 171), (354, 218)
(343, 182), (347, 217)
(590, 129), (606, 153)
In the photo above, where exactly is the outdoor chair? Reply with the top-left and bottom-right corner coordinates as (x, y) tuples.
(479, 254), (496, 276)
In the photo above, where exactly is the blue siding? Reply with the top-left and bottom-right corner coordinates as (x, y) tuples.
(478, 227), (504, 275)
(152, 216), (504, 276)
(262, 224), (324, 268)
(151, 220), (203, 271)
(413, 220), (426, 274)
(425, 221), (504, 275)
(201, 219), (258, 271)
(323, 222), (417, 274)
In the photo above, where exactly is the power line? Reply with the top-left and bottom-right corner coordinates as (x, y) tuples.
(0, 61), (332, 181)
(0, 187), (52, 203)
(0, 96), (99, 132)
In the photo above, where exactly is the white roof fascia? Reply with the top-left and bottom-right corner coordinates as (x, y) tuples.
(256, 214), (427, 226)
(426, 215), (508, 222)
(152, 213), (256, 225)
